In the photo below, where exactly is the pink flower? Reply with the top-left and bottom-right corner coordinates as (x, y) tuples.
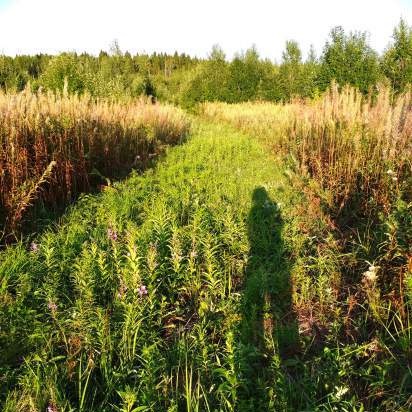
(107, 228), (118, 241)
(47, 300), (57, 317)
(138, 285), (148, 298)
(30, 242), (39, 252)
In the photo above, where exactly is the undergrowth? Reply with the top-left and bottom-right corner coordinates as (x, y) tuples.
(1, 114), (411, 410)
(203, 86), (412, 411)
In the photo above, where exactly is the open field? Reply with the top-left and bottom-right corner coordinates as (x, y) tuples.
(0, 89), (189, 240)
(2, 3), (412, 411)
(0, 85), (411, 411)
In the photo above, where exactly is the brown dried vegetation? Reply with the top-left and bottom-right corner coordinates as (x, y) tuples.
(0, 88), (190, 237)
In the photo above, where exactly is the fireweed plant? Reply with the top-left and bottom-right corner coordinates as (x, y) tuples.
(0, 88), (411, 411)
(203, 84), (412, 411)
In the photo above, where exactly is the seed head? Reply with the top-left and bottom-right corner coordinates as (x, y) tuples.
(363, 265), (379, 285)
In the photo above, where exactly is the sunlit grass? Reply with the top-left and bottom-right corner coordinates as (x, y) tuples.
(1, 93), (411, 411)
(0, 87), (190, 238)
(202, 88), (412, 411)
(202, 83), (412, 216)
(1, 121), (308, 411)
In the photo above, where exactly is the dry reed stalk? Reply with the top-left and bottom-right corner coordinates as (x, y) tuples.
(0, 88), (190, 236)
(202, 83), (412, 216)
(7, 160), (57, 233)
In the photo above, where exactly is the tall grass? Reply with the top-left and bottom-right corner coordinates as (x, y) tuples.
(0, 122), (304, 411)
(203, 87), (412, 410)
(0, 87), (190, 237)
(202, 83), (412, 217)
(1, 116), (411, 411)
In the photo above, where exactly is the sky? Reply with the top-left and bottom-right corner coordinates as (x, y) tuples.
(0, 0), (412, 60)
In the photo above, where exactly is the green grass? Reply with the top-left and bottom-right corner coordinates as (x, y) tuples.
(1, 120), (411, 411)
(1, 121), (303, 411)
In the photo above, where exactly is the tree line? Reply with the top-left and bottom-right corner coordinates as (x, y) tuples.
(1, 20), (411, 105)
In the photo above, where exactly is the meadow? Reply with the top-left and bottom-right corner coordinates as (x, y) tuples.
(0, 88), (189, 241)
(0, 83), (411, 411)
(203, 85), (412, 410)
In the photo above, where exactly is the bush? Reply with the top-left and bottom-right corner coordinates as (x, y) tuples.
(40, 53), (85, 94)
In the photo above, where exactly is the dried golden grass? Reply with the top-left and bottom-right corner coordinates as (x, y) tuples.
(202, 83), (412, 216)
(0, 88), (190, 234)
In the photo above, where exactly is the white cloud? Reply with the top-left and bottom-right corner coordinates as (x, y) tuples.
(0, 0), (411, 59)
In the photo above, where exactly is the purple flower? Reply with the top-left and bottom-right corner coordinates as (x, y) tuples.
(107, 228), (118, 241)
(138, 285), (148, 298)
(30, 242), (39, 252)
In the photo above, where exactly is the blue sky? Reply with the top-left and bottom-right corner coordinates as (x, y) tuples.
(0, 0), (411, 59)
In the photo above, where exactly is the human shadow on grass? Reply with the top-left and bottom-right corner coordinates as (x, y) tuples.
(236, 187), (301, 411)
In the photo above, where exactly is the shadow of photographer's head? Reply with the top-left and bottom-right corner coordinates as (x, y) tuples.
(252, 186), (269, 206)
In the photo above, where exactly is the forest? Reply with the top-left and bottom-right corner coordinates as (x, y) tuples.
(1, 21), (411, 104)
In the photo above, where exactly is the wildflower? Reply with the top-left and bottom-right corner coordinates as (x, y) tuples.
(362, 265), (379, 285)
(48, 300), (57, 312)
(47, 403), (58, 412)
(107, 228), (118, 241)
(30, 242), (39, 252)
(387, 170), (398, 181)
(138, 285), (148, 298)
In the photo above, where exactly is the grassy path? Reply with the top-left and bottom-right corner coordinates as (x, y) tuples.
(1, 121), (303, 411)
